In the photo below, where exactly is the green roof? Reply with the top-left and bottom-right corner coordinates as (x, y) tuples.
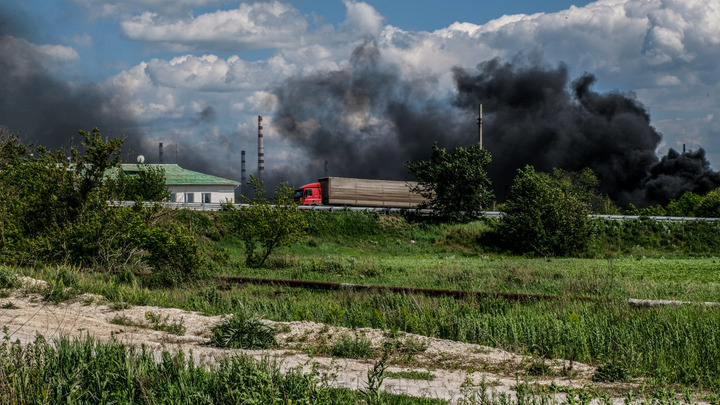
(118, 164), (239, 185)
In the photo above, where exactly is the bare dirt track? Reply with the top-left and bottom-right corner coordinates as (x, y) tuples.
(0, 278), (644, 403)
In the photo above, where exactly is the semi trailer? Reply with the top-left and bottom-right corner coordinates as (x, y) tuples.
(293, 177), (427, 208)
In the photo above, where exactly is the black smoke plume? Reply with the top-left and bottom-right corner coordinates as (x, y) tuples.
(0, 7), (215, 173)
(0, 34), (144, 159)
(272, 39), (465, 185)
(642, 148), (720, 204)
(273, 45), (720, 206)
(453, 58), (720, 205)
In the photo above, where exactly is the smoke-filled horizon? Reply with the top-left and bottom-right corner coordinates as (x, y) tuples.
(273, 43), (720, 207)
(0, 6), (215, 175)
(3, 8), (719, 207)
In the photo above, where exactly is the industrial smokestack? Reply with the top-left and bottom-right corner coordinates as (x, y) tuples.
(258, 115), (264, 180)
(159, 142), (163, 164)
(241, 150), (246, 193)
(478, 104), (483, 148)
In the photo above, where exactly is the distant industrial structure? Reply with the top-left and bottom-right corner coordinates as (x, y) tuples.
(258, 115), (264, 180)
(118, 163), (238, 203)
(241, 150), (247, 194)
(147, 113), (265, 199)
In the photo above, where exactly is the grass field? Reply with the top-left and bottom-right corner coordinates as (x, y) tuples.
(8, 210), (720, 398)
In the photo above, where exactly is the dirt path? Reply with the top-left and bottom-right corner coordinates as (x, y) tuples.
(0, 280), (640, 403)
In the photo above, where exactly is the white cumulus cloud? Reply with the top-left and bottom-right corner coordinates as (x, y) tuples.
(120, 1), (308, 51)
(102, 0), (720, 169)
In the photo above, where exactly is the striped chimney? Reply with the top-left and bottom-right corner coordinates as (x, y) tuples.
(258, 115), (264, 180)
(241, 150), (246, 191)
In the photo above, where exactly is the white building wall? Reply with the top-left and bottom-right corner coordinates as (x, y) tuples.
(169, 184), (236, 204)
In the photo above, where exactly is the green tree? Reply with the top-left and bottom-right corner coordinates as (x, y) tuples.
(0, 129), (203, 282)
(550, 168), (619, 214)
(499, 165), (596, 256)
(624, 203), (640, 216)
(225, 175), (307, 268)
(107, 164), (171, 202)
(696, 188), (720, 218)
(665, 192), (703, 217)
(405, 142), (493, 222)
(639, 204), (667, 217)
(0, 128), (122, 262)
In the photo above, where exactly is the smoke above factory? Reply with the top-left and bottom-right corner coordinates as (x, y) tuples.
(2, 6), (719, 208)
(273, 41), (720, 207)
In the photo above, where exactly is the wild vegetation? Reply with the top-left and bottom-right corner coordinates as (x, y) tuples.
(494, 165), (596, 256)
(0, 128), (201, 285)
(222, 175), (307, 268)
(3, 130), (720, 402)
(406, 142), (494, 222)
(629, 188), (720, 217)
(0, 333), (445, 404)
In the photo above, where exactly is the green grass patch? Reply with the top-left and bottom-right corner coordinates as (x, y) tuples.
(0, 301), (19, 309)
(386, 370), (435, 380)
(327, 334), (374, 359)
(144, 311), (186, 335)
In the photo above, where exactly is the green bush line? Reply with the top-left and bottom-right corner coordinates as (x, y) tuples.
(299, 211), (720, 257)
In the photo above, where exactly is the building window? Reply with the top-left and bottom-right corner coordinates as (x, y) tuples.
(185, 193), (194, 203)
(202, 193), (211, 203)
(170, 193), (177, 202)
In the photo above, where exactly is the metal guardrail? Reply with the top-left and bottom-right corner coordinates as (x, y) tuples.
(108, 201), (720, 221)
(108, 201), (246, 211)
(591, 214), (720, 222)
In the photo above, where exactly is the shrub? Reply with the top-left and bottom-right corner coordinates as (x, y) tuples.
(224, 175), (307, 268)
(145, 311), (186, 336)
(141, 225), (206, 287)
(498, 165), (596, 256)
(527, 359), (552, 376)
(665, 192), (703, 217)
(210, 311), (277, 349)
(696, 188), (720, 218)
(0, 267), (19, 289)
(593, 361), (630, 382)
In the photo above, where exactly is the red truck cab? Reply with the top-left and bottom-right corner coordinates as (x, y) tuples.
(293, 182), (322, 205)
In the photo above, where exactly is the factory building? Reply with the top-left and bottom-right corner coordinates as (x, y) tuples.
(118, 163), (239, 204)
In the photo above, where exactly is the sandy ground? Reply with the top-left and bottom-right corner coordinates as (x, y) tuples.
(0, 278), (652, 403)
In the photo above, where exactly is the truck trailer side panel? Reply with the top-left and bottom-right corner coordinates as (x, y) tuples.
(319, 177), (426, 208)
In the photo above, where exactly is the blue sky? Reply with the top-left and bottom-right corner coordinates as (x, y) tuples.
(2, 0), (720, 199)
(294, 1), (597, 31)
(11, 0), (595, 79)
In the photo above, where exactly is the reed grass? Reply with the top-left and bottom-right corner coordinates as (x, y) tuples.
(180, 286), (720, 388)
(0, 334), (446, 404)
